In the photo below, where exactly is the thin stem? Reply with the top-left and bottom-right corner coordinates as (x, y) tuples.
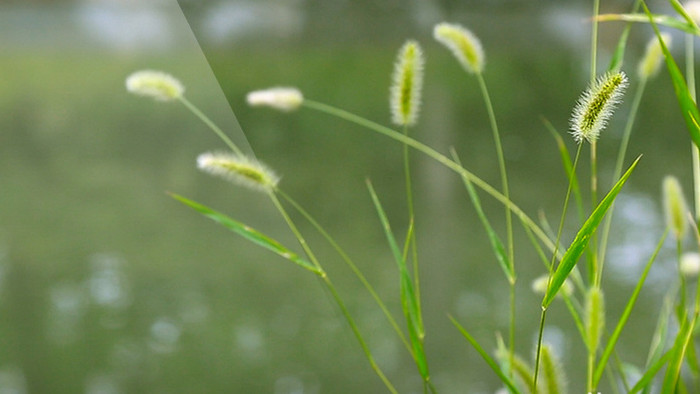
(687, 33), (700, 221)
(276, 189), (413, 355)
(302, 99), (560, 257)
(402, 123), (424, 339)
(179, 96), (243, 156)
(535, 143), (583, 389)
(533, 307), (547, 392)
(598, 77), (648, 284)
(591, 0), (600, 81)
(268, 192), (397, 393)
(475, 71), (515, 377)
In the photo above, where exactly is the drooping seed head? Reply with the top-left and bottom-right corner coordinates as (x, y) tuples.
(433, 22), (484, 74)
(638, 33), (671, 80)
(662, 175), (689, 239)
(390, 40), (425, 126)
(126, 70), (184, 101)
(197, 152), (279, 193)
(570, 71), (628, 144)
(246, 87), (303, 112)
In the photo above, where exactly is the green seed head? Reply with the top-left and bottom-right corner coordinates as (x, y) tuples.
(197, 152), (279, 192)
(433, 22), (484, 74)
(390, 40), (425, 126)
(585, 286), (605, 354)
(638, 33), (671, 80)
(570, 71), (628, 144)
(246, 87), (303, 112)
(662, 175), (689, 239)
(126, 70), (184, 101)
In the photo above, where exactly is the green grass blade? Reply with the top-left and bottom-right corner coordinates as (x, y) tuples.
(630, 350), (673, 393)
(449, 316), (521, 394)
(170, 193), (322, 276)
(661, 313), (695, 392)
(644, 2), (700, 149)
(542, 156), (641, 308)
(366, 181), (429, 379)
(593, 230), (668, 387)
(596, 13), (700, 35)
(452, 150), (514, 282)
(669, 0), (699, 28)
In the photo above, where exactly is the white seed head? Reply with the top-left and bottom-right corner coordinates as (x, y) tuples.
(433, 22), (484, 74)
(126, 70), (184, 101)
(662, 175), (689, 239)
(390, 40), (425, 126)
(638, 33), (671, 80)
(246, 87), (303, 112)
(681, 252), (700, 277)
(197, 152), (279, 192)
(570, 72), (628, 144)
(685, 1), (700, 25)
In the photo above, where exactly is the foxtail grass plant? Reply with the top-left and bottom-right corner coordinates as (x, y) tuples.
(127, 1), (700, 391)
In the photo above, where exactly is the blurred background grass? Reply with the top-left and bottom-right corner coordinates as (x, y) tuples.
(0, 0), (695, 392)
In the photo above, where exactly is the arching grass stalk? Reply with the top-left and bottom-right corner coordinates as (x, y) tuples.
(300, 99), (559, 256)
(275, 189), (414, 358)
(475, 72), (516, 368)
(178, 96), (243, 156)
(267, 192), (398, 394)
(533, 143), (584, 391)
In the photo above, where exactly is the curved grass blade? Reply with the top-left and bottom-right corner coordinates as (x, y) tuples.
(630, 350), (673, 393)
(661, 313), (696, 392)
(366, 180), (429, 380)
(593, 230), (668, 387)
(643, 2), (700, 150)
(451, 149), (514, 283)
(170, 193), (322, 276)
(449, 316), (520, 393)
(595, 13), (700, 35)
(542, 156), (641, 308)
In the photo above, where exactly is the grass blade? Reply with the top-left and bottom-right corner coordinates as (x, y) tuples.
(630, 349), (674, 393)
(644, 2), (700, 150)
(170, 193), (323, 276)
(452, 149), (514, 282)
(366, 180), (429, 379)
(595, 13), (700, 35)
(449, 315), (521, 394)
(542, 156), (641, 308)
(593, 230), (668, 387)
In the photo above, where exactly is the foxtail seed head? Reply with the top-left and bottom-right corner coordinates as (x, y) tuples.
(433, 22), (484, 74)
(585, 286), (605, 354)
(570, 71), (628, 144)
(246, 87), (303, 112)
(662, 175), (689, 239)
(197, 152), (279, 193)
(390, 40), (425, 126)
(126, 70), (184, 101)
(638, 33), (671, 80)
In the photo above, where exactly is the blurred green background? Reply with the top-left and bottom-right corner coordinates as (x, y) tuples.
(0, 0), (695, 392)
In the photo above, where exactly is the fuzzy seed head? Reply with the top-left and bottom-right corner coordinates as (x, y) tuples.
(126, 70), (184, 101)
(433, 22), (484, 74)
(390, 40), (425, 126)
(585, 287), (605, 354)
(662, 175), (689, 239)
(681, 252), (700, 277)
(246, 87), (303, 112)
(570, 71), (628, 144)
(197, 152), (279, 192)
(638, 33), (671, 80)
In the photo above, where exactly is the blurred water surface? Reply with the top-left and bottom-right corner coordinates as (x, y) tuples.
(0, 0), (694, 392)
